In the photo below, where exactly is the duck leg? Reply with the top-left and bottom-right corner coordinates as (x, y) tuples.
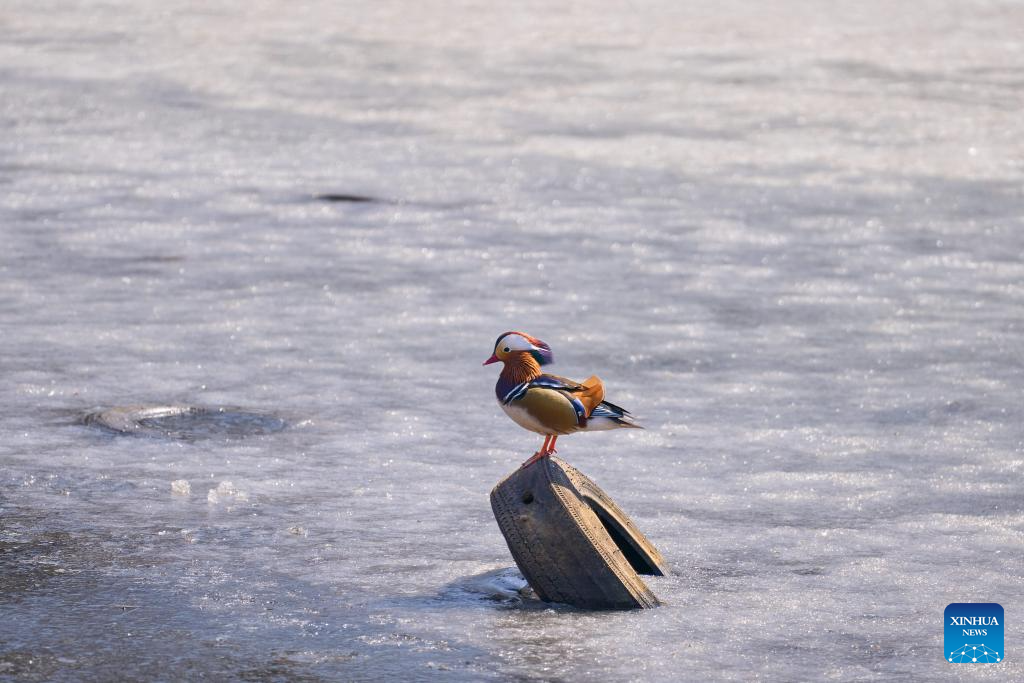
(520, 435), (551, 468)
(546, 435), (558, 454)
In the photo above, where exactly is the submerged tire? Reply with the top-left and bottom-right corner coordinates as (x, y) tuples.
(83, 405), (286, 439)
(490, 455), (666, 610)
(85, 405), (195, 435)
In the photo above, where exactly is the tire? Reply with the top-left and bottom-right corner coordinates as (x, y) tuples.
(84, 405), (196, 435)
(559, 460), (668, 577)
(490, 455), (666, 610)
(83, 405), (286, 439)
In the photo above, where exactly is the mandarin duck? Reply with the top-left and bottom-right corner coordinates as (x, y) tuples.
(483, 331), (642, 467)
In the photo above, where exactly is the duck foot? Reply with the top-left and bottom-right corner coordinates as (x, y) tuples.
(520, 451), (548, 469)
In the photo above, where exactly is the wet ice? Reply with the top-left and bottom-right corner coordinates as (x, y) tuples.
(2, 0), (1023, 681)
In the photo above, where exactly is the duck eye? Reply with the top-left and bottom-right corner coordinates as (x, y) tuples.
(503, 346), (510, 353)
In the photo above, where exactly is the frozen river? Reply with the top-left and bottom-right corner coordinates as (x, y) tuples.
(2, 1), (1023, 680)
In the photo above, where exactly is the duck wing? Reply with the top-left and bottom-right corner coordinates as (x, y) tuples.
(535, 374), (641, 427)
(529, 374), (606, 419)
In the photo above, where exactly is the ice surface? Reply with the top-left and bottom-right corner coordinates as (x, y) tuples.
(2, 0), (1023, 680)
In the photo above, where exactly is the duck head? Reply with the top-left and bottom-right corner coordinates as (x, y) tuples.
(483, 331), (554, 367)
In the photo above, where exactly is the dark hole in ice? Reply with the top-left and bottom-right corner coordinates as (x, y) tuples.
(793, 566), (826, 576)
(138, 408), (286, 439)
(84, 406), (286, 441)
(584, 497), (662, 576)
(521, 491), (534, 504)
(313, 193), (378, 203)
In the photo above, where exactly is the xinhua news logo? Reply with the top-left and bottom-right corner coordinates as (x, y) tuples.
(945, 603), (1003, 663)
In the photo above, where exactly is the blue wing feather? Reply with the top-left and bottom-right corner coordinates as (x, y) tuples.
(591, 403), (626, 418)
(527, 375), (582, 391)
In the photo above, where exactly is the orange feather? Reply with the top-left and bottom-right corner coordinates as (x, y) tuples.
(577, 376), (606, 418)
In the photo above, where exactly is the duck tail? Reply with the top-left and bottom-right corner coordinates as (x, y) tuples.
(588, 397), (644, 429)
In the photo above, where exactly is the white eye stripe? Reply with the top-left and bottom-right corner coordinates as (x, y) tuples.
(500, 334), (536, 352)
